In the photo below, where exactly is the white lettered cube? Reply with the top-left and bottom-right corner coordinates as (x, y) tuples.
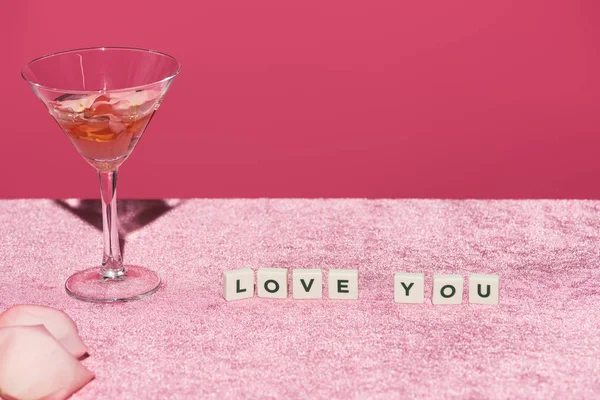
(257, 268), (288, 298)
(223, 268), (254, 301)
(469, 274), (500, 305)
(394, 272), (424, 303)
(328, 269), (359, 300)
(293, 269), (323, 299)
(432, 274), (463, 305)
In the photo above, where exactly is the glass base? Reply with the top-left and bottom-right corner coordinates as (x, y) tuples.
(65, 265), (161, 303)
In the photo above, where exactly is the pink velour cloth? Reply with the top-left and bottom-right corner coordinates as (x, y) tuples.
(0, 199), (599, 399)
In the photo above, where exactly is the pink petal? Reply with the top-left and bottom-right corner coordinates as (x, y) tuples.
(108, 119), (126, 133)
(0, 305), (87, 358)
(109, 89), (162, 115)
(50, 94), (99, 113)
(0, 325), (94, 400)
(109, 89), (161, 104)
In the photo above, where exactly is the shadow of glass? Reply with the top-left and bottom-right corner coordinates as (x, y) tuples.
(54, 199), (185, 256)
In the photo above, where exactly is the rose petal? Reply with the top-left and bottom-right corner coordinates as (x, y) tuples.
(0, 325), (94, 400)
(109, 89), (162, 112)
(108, 119), (126, 133)
(0, 305), (87, 358)
(52, 94), (99, 113)
(109, 89), (161, 103)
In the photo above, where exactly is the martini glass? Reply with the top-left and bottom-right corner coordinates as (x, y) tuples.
(22, 47), (181, 302)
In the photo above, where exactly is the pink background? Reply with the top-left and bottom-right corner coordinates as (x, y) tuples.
(2, 0), (599, 199)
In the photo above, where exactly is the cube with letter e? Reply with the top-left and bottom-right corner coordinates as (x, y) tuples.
(328, 269), (358, 300)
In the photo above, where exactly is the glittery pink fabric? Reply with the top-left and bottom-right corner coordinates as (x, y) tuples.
(1, 199), (599, 399)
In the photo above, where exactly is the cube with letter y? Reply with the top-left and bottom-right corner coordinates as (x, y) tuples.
(328, 269), (359, 300)
(394, 272), (424, 303)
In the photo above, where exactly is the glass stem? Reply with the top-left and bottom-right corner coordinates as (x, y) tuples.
(99, 170), (124, 278)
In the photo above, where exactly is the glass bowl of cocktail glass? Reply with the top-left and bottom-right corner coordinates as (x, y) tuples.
(22, 47), (181, 302)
